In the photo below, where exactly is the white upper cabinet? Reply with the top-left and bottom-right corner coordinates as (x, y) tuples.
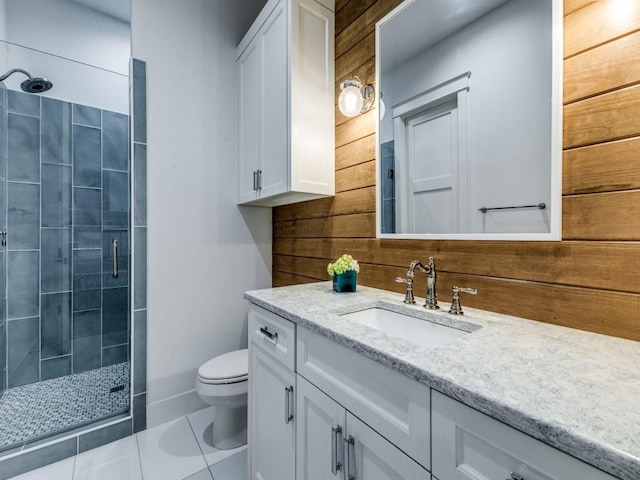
(237, 0), (335, 206)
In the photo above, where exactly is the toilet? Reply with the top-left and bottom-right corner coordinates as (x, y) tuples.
(196, 348), (249, 450)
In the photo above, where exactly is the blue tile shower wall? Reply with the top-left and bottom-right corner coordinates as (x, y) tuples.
(1, 88), (130, 389)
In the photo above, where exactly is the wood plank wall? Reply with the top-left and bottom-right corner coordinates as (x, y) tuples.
(273, 0), (640, 342)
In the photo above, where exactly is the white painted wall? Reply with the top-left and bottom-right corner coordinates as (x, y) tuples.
(0, 0), (6, 76)
(0, 0), (129, 112)
(381, 0), (552, 234)
(5, 0), (129, 74)
(0, 0), (7, 43)
(132, 0), (272, 427)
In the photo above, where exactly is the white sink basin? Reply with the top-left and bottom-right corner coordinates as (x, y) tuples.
(340, 307), (469, 349)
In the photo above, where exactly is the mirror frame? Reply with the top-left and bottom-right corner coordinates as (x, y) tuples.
(375, 0), (563, 241)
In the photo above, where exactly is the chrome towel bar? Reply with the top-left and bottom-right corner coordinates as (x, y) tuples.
(478, 203), (546, 213)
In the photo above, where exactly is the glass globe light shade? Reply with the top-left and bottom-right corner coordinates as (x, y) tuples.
(339, 84), (364, 118)
(379, 98), (386, 120)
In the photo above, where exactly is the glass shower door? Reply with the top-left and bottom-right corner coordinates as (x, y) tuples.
(0, 80), (6, 402)
(0, 46), (131, 452)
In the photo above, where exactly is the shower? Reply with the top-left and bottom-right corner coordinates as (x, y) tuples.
(0, 71), (131, 454)
(0, 67), (53, 93)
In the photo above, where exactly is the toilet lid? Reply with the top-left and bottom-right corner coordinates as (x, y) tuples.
(198, 349), (248, 381)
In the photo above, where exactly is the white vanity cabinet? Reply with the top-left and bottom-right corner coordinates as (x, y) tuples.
(248, 306), (296, 480)
(296, 327), (432, 471)
(431, 391), (618, 480)
(236, 0), (335, 207)
(247, 301), (621, 480)
(297, 375), (429, 480)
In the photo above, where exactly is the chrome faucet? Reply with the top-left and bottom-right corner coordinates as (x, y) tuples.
(424, 257), (439, 310)
(395, 260), (426, 304)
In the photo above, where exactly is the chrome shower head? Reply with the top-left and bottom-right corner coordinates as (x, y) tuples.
(20, 77), (53, 93)
(0, 68), (53, 94)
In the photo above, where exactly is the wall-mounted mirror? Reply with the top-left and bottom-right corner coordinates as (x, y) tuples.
(376, 0), (561, 240)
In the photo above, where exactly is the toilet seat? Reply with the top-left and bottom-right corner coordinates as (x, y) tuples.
(198, 375), (247, 385)
(198, 348), (248, 385)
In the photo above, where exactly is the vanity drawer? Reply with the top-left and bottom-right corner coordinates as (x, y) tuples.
(431, 391), (617, 480)
(297, 327), (431, 471)
(248, 304), (296, 371)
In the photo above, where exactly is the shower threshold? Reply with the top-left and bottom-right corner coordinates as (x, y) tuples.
(0, 362), (130, 453)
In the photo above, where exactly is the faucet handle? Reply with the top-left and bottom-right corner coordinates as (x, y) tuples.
(448, 286), (477, 315)
(394, 276), (416, 304)
(456, 287), (477, 295)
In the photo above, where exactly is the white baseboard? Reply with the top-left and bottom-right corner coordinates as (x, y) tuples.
(146, 389), (208, 429)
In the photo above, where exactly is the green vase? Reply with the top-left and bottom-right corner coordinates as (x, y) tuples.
(333, 270), (357, 292)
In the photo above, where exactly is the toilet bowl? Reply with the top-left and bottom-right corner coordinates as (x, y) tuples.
(196, 348), (248, 450)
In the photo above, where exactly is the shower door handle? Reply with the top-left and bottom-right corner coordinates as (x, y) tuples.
(112, 239), (119, 278)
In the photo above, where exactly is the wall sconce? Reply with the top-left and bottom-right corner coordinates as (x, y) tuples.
(338, 75), (375, 118)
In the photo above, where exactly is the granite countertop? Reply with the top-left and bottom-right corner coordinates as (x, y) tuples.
(245, 282), (640, 480)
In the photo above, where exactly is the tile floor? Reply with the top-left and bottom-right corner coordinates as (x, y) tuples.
(8, 407), (247, 480)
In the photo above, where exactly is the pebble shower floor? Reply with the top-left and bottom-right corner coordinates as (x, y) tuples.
(0, 362), (129, 452)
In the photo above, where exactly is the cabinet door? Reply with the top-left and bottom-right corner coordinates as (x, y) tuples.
(259, 0), (288, 199)
(297, 328), (431, 470)
(290, 0), (335, 196)
(238, 39), (261, 204)
(345, 412), (430, 480)
(249, 344), (296, 480)
(431, 391), (617, 480)
(296, 375), (346, 480)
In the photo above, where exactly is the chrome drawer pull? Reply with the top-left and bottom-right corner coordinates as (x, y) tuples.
(508, 474), (525, 480)
(259, 326), (278, 342)
(344, 435), (355, 480)
(331, 425), (343, 475)
(284, 386), (294, 424)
